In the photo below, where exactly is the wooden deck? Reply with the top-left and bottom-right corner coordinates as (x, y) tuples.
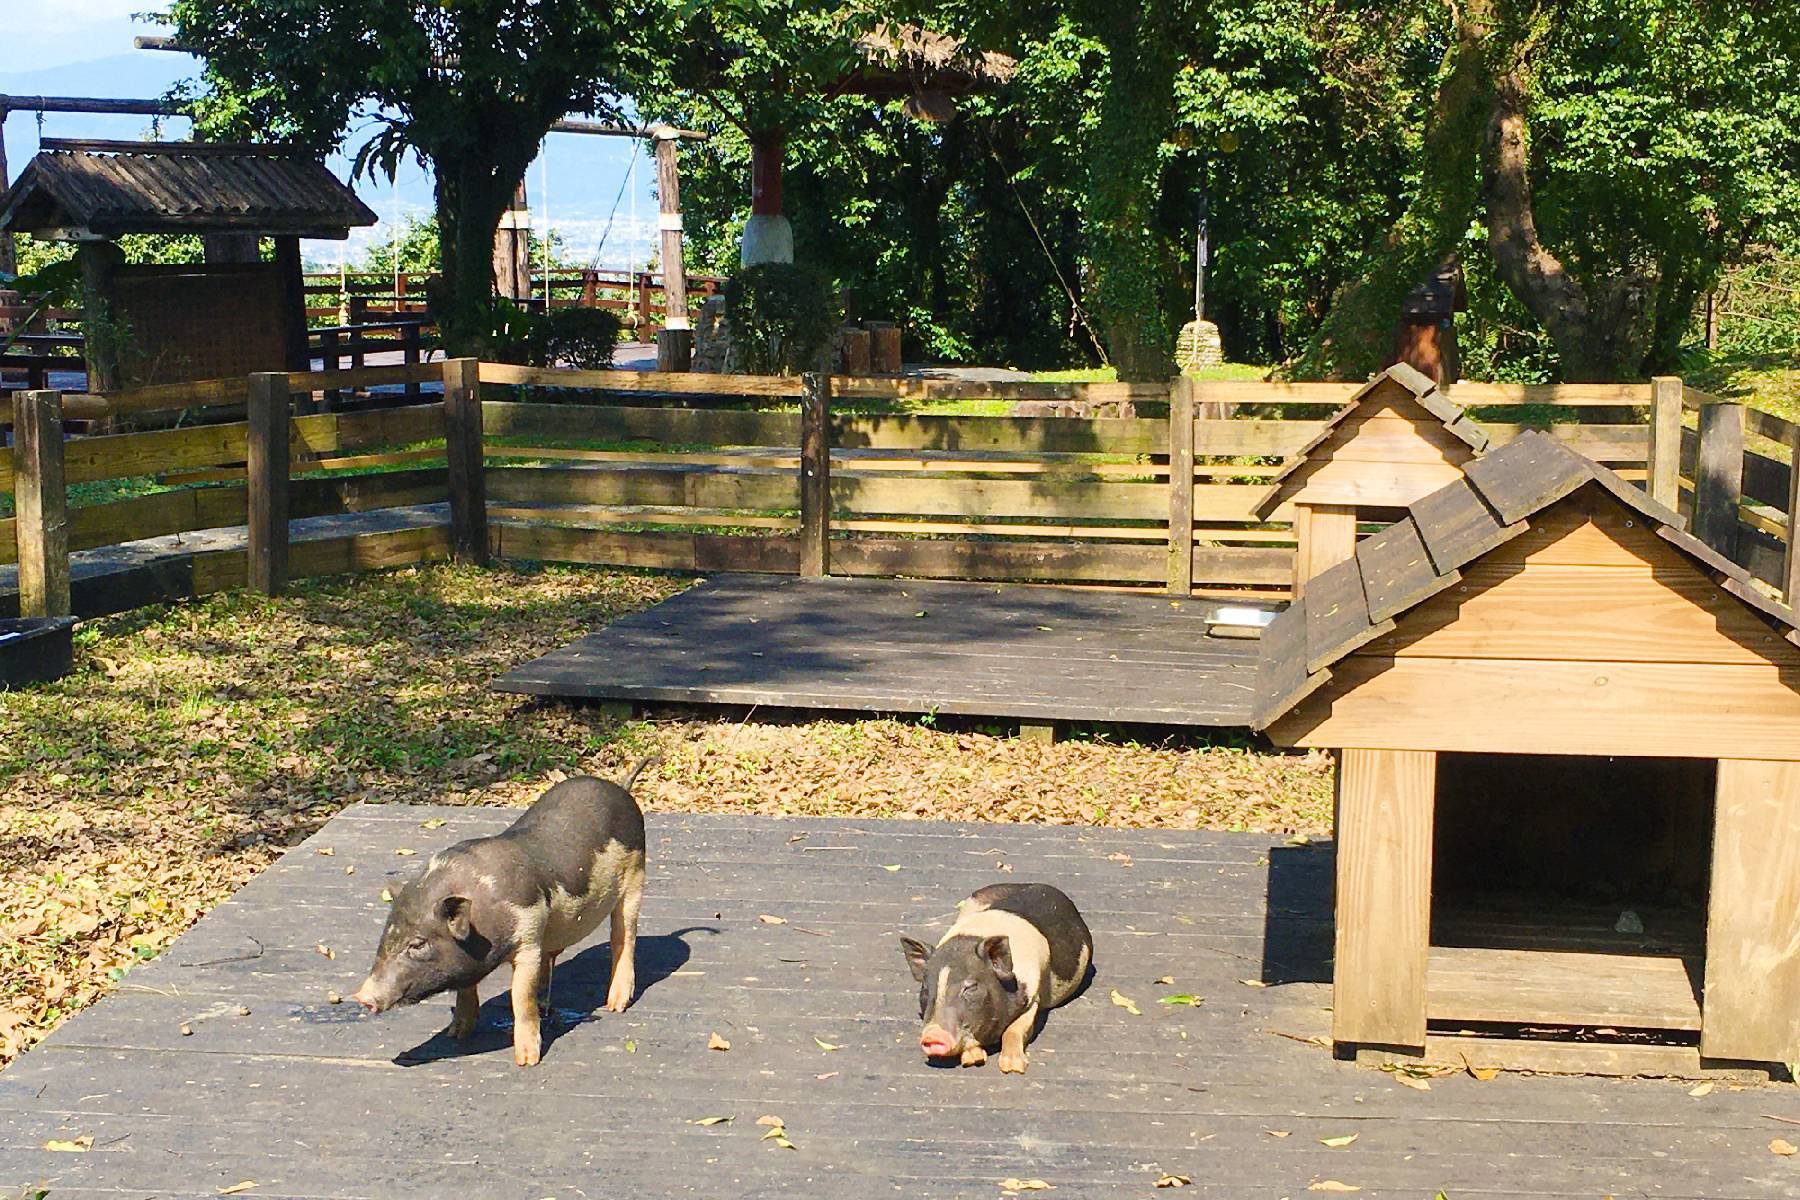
(493, 574), (1264, 727)
(2, 806), (1795, 1199)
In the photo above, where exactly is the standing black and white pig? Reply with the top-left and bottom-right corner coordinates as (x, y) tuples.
(352, 758), (655, 1066)
(899, 883), (1092, 1074)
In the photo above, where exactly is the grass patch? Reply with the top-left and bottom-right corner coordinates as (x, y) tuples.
(0, 561), (1331, 1068)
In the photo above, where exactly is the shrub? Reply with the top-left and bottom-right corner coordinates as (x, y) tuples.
(725, 263), (839, 375)
(480, 300), (620, 369)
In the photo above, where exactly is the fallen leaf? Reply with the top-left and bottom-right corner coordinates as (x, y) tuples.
(881, 864), (902, 872)
(816, 1071), (839, 1081)
(1158, 994), (1204, 1008)
(1688, 1082), (1714, 1098)
(1265, 1130), (1291, 1138)
(1154, 976), (1174, 985)
(344, 865), (355, 875)
(707, 1032), (731, 1051)
(315, 944), (336, 960)
(380, 888), (394, 903)
(1462, 1056), (1500, 1081)
(1153, 1175), (1192, 1188)
(43, 1137), (93, 1152)
(1110, 989), (1141, 1016)
(219, 1184), (258, 1196)
(1107, 852), (1134, 867)
(179, 1022), (193, 1036)
(758, 914), (787, 925)
(814, 1036), (839, 1052)
(1392, 1074), (1431, 1092)
(624, 1039), (637, 1053)
(755, 1115), (786, 1128)
(766, 1133), (797, 1149)
(1319, 1134), (1358, 1148)
(325, 991), (342, 1005)
(1239, 978), (1268, 988)
(315, 847), (335, 857)
(1308, 1182), (1361, 1193)
(1771, 1138), (1798, 1157)
(1286, 834), (1312, 846)
(421, 818), (446, 830)
(235, 1006), (251, 1017)
(998, 1180), (1052, 1192)
(688, 1116), (733, 1126)
(394, 848), (416, 857)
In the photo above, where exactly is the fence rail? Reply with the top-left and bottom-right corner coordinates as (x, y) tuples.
(5, 363), (1796, 620)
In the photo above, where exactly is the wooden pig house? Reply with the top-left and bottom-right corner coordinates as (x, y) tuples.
(1253, 429), (1800, 1078)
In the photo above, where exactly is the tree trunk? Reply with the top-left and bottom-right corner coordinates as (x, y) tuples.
(1295, 4), (1493, 380)
(434, 156), (520, 357)
(1482, 46), (1655, 381)
(1082, 1), (1181, 381)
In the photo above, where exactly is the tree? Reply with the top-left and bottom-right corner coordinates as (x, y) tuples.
(166, 0), (670, 352)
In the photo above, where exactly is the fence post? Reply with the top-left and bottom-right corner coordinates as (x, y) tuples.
(246, 372), (292, 595)
(1692, 399), (1744, 561)
(402, 322), (423, 400)
(12, 389), (70, 618)
(1647, 376), (1683, 510)
(444, 357), (489, 566)
(1167, 376), (1195, 595)
(799, 371), (831, 578)
(321, 328), (342, 409)
(1785, 425), (1800, 607)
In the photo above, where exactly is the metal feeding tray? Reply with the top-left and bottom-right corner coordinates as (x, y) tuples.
(1202, 604), (1280, 640)
(0, 616), (77, 688)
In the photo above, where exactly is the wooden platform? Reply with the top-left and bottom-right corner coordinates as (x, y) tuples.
(2, 807), (1795, 1199)
(493, 574), (1263, 727)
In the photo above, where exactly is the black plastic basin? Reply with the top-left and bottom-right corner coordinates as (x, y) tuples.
(0, 616), (77, 688)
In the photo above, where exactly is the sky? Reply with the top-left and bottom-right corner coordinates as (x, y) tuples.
(2, 0), (667, 272)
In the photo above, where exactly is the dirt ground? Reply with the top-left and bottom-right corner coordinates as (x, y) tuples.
(0, 563), (1332, 1068)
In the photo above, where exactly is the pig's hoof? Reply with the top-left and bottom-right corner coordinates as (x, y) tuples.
(446, 1015), (477, 1041)
(958, 1045), (988, 1067)
(997, 1050), (1029, 1075)
(602, 984), (634, 1013)
(514, 1035), (542, 1067)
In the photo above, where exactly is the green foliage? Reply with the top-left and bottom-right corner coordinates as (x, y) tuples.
(359, 216), (442, 277)
(481, 299), (621, 369)
(725, 262), (839, 374)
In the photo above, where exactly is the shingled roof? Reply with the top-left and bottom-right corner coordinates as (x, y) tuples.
(0, 139), (378, 240)
(1251, 430), (1800, 729)
(1253, 363), (1489, 520)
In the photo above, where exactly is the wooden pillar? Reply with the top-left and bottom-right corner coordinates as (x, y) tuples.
(1701, 759), (1800, 1064)
(799, 371), (831, 578)
(654, 131), (693, 372)
(1646, 376), (1683, 510)
(273, 237), (310, 373)
(402, 322), (423, 400)
(11, 389), (69, 618)
(0, 107), (14, 280)
(1784, 424), (1800, 606)
(1167, 376), (1195, 595)
(246, 372), (291, 595)
(494, 181), (531, 303)
(77, 241), (124, 393)
(1332, 747), (1436, 1051)
(1292, 503), (1357, 598)
(443, 357), (488, 566)
(1693, 399), (1744, 561)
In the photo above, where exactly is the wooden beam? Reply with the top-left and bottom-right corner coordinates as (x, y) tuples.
(1693, 399), (1745, 560)
(11, 389), (70, 618)
(1332, 747), (1436, 1050)
(799, 372), (831, 578)
(1292, 502), (1356, 597)
(245, 372), (291, 595)
(444, 358), (489, 566)
(1166, 376), (1195, 594)
(0, 93), (184, 117)
(1702, 758), (1800, 1064)
(1647, 376), (1683, 510)
(1784, 422), (1800, 606)
(653, 132), (693, 372)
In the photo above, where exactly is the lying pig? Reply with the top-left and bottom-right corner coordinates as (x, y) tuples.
(352, 758), (656, 1066)
(899, 883), (1092, 1074)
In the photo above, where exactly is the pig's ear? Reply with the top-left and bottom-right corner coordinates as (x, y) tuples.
(979, 935), (1015, 984)
(437, 895), (472, 941)
(899, 936), (931, 982)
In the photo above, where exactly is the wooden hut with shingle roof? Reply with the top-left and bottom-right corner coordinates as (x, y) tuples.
(1253, 430), (1800, 1077)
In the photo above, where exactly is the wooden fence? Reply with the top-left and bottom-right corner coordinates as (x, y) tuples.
(5, 363), (1798, 620)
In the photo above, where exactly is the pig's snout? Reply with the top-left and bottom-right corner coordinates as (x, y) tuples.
(920, 1024), (959, 1058)
(351, 978), (387, 1014)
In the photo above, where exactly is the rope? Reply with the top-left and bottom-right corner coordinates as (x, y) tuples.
(586, 137), (642, 271)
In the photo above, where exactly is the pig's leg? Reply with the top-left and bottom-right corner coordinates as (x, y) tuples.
(958, 1045), (987, 1067)
(447, 985), (479, 1040)
(510, 946), (547, 1067)
(603, 860), (645, 1013)
(997, 1002), (1039, 1075)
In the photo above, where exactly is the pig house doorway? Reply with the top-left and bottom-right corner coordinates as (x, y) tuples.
(1428, 752), (1715, 1036)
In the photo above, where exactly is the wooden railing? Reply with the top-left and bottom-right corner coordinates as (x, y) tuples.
(301, 270), (728, 337)
(4, 365), (1796, 619)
